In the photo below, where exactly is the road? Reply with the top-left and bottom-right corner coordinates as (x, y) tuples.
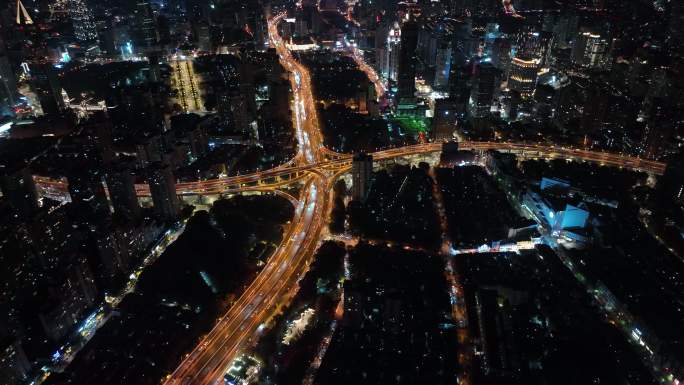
(34, 141), (667, 200)
(170, 58), (204, 113)
(162, 13), (334, 385)
(25, 10), (673, 385)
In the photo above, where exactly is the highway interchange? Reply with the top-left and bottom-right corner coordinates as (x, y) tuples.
(31, 12), (669, 385)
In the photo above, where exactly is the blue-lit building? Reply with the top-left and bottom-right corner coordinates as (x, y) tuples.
(522, 177), (592, 244)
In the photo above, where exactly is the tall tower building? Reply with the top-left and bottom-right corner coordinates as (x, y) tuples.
(67, 171), (111, 219)
(352, 153), (373, 202)
(433, 41), (452, 91)
(432, 99), (458, 141)
(640, 99), (679, 160)
(469, 62), (498, 118)
(0, 35), (18, 109)
(218, 91), (252, 134)
(508, 57), (539, 96)
(15, 0), (34, 25)
(134, 0), (159, 50)
(0, 166), (39, 220)
(30, 63), (66, 116)
(397, 21), (418, 100)
(385, 25), (401, 83)
(239, 57), (257, 115)
(572, 32), (610, 69)
(448, 61), (472, 113)
(69, 0), (99, 43)
(148, 163), (180, 221)
(106, 165), (140, 220)
(0, 338), (31, 385)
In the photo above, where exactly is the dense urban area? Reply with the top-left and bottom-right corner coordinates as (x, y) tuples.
(0, 0), (682, 385)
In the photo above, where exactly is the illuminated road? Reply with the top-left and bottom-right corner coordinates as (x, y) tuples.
(348, 45), (385, 100)
(27, 13), (671, 385)
(170, 58), (204, 112)
(162, 13), (334, 385)
(155, 19), (668, 382)
(34, 142), (667, 200)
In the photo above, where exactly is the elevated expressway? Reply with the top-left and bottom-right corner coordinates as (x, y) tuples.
(35, 142), (666, 200)
(30, 13), (667, 385)
(162, 12), (333, 385)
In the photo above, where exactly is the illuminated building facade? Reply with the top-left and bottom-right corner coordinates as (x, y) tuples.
(508, 57), (539, 96)
(432, 99), (458, 141)
(69, 0), (99, 43)
(352, 153), (373, 202)
(379, 23), (401, 83)
(573, 32), (610, 69)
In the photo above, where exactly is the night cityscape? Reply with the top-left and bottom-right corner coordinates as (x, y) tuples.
(0, 0), (682, 384)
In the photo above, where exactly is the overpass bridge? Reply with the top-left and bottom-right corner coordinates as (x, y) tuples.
(33, 141), (667, 201)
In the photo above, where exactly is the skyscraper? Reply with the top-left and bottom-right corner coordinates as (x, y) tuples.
(397, 21), (418, 100)
(508, 56), (539, 96)
(432, 99), (459, 141)
(378, 22), (401, 83)
(134, 0), (159, 50)
(0, 37), (18, 109)
(448, 60), (472, 114)
(572, 32), (610, 69)
(148, 163), (180, 221)
(67, 170), (111, 219)
(0, 338), (31, 385)
(106, 165), (141, 220)
(433, 41), (452, 91)
(640, 99), (679, 160)
(30, 63), (66, 116)
(218, 91), (252, 134)
(352, 153), (373, 202)
(69, 0), (99, 43)
(469, 62), (498, 118)
(239, 58), (257, 115)
(0, 166), (39, 220)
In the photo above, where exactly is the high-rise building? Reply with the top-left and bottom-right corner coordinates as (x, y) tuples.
(29, 63), (66, 116)
(196, 24), (211, 51)
(0, 40), (18, 109)
(572, 32), (610, 69)
(106, 165), (140, 220)
(38, 255), (98, 341)
(397, 21), (418, 100)
(432, 99), (458, 141)
(188, 124), (209, 158)
(67, 171), (111, 219)
(269, 79), (290, 122)
(448, 60), (472, 114)
(657, 154), (684, 206)
(640, 99), (680, 160)
(81, 111), (115, 165)
(218, 91), (252, 134)
(0, 166), (39, 220)
(508, 56), (539, 96)
(352, 153), (373, 202)
(378, 22), (401, 83)
(239, 58), (257, 115)
(0, 338), (31, 385)
(148, 163), (180, 221)
(134, 0), (159, 50)
(469, 62), (498, 118)
(668, 1), (684, 56)
(69, 0), (99, 43)
(136, 134), (164, 169)
(14, 0), (34, 26)
(433, 41), (452, 91)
